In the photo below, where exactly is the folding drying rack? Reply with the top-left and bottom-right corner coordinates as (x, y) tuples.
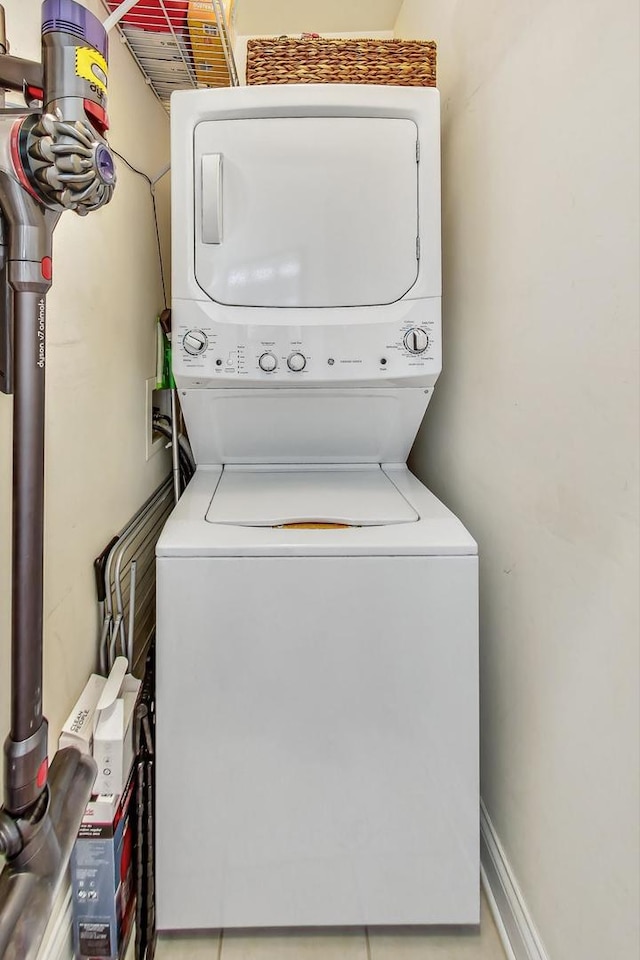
(95, 476), (175, 678)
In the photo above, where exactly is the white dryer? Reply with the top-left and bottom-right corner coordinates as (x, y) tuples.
(156, 85), (479, 930)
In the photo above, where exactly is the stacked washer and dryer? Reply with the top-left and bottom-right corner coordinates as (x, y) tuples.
(156, 85), (478, 931)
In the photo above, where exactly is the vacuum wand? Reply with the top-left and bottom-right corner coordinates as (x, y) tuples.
(7, 286), (50, 813)
(1, 0), (115, 819)
(0, 2), (116, 955)
(0, 166), (59, 819)
(11, 290), (46, 748)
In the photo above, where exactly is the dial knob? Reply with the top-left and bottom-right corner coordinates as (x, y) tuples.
(259, 352), (277, 372)
(404, 327), (429, 354)
(287, 352), (306, 372)
(183, 329), (208, 356)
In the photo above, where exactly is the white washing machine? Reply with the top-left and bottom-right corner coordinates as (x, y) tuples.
(156, 85), (479, 930)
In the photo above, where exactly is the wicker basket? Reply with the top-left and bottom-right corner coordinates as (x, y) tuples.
(246, 37), (437, 88)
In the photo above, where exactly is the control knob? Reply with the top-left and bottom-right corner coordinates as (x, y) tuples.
(287, 352), (306, 372)
(183, 329), (208, 356)
(259, 352), (278, 372)
(404, 327), (429, 354)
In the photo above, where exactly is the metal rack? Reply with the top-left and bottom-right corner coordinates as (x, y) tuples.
(102, 1), (239, 112)
(95, 476), (175, 678)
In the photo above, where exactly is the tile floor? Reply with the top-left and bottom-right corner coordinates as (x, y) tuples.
(154, 891), (507, 960)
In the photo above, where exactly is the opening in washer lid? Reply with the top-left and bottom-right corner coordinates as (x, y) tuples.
(205, 466), (419, 527)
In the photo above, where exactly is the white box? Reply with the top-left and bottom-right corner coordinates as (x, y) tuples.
(123, 25), (194, 73)
(59, 673), (106, 757)
(92, 658), (141, 796)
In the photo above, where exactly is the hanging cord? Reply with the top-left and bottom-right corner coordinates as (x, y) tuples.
(111, 148), (168, 310)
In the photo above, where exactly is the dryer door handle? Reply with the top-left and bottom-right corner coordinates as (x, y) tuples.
(202, 153), (223, 244)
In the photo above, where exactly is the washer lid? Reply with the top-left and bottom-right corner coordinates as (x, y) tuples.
(205, 465), (419, 527)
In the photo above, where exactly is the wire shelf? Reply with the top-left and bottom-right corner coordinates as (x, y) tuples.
(102, 0), (239, 112)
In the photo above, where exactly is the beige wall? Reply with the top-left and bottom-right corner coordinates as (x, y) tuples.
(395, 1), (640, 958)
(231, 0), (400, 81)
(0, 0), (170, 801)
(234, 0), (403, 35)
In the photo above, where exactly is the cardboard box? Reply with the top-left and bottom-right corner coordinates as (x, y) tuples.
(71, 772), (136, 960)
(106, 0), (188, 33)
(93, 658), (141, 796)
(59, 673), (106, 758)
(123, 24), (196, 83)
(187, 0), (235, 87)
(123, 24), (193, 60)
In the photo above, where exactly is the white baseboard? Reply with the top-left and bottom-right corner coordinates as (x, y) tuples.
(480, 799), (550, 960)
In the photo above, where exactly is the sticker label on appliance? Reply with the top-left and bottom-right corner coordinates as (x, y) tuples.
(75, 47), (108, 97)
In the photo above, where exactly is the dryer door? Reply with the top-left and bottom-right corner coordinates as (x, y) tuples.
(194, 116), (419, 308)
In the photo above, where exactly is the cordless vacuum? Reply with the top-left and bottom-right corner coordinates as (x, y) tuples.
(0, 3), (115, 956)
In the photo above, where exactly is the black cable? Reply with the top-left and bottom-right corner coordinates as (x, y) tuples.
(111, 148), (168, 309)
(150, 187), (167, 309)
(111, 148), (151, 185)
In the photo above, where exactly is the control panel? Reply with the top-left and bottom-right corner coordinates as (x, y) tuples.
(173, 303), (440, 386)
